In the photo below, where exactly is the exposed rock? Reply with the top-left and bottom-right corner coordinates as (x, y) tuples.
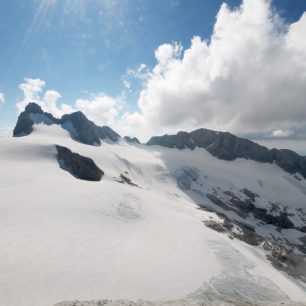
(97, 126), (121, 142)
(61, 112), (101, 145)
(263, 239), (306, 280)
(208, 191), (295, 230)
(175, 167), (200, 190)
(204, 220), (225, 233)
(263, 239), (291, 261)
(147, 128), (306, 179)
(13, 102), (60, 136)
(114, 174), (139, 187)
(206, 193), (231, 211)
(232, 225), (264, 246)
(13, 102), (121, 146)
(124, 136), (141, 144)
(240, 188), (259, 202)
(55, 145), (104, 181)
(13, 112), (35, 136)
(61, 112), (120, 146)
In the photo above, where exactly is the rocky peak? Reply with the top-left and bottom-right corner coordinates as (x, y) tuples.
(13, 102), (60, 137)
(61, 112), (120, 145)
(147, 128), (306, 179)
(13, 103), (121, 146)
(124, 136), (141, 144)
(24, 102), (44, 114)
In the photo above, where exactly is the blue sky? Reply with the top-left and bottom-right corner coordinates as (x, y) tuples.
(0, 0), (306, 141)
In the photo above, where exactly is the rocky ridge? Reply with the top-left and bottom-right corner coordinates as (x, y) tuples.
(14, 102), (120, 146)
(147, 129), (306, 179)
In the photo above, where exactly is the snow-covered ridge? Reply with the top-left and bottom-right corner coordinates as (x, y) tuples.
(147, 129), (306, 180)
(1, 104), (306, 306)
(13, 102), (120, 145)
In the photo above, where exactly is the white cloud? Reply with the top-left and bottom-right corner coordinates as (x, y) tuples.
(16, 78), (69, 117)
(0, 93), (5, 104)
(271, 129), (294, 138)
(75, 93), (123, 126)
(122, 0), (306, 141)
(16, 78), (122, 127)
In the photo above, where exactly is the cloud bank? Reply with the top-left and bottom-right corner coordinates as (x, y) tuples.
(15, 0), (306, 141)
(121, 0), (306, 140)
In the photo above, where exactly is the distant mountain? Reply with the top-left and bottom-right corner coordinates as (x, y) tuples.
(14, 102), (120, 145)
(124, 136), (141, 144)
(147, 128), (306, 179)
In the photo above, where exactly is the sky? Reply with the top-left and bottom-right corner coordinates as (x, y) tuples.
(0, 0), (306, 145)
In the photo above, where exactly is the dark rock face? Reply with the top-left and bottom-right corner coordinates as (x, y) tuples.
(210, 190), (295, 230)
(13, 102), (60, 136)
(13, 112), (35, 136)
(147, 128), (306, 179)
(61, 112), (101, 145)
(61, 112), (120, 146)
(13, 102), (121, 146)
(55, 145), (104, 181)
(124, 136), (141, 144)
(98, 126), (120, 142)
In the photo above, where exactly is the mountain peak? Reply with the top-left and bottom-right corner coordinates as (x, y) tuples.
(13, 102), (60, 137)
(13, 103), (121, 145)
(24, 102), (44, 114)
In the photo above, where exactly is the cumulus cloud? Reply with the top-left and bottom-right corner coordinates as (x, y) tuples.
(16, 78), (69, 117)
(122, 0), (306, 141)
(0, 93), (5, 104)
(75, 94), (123, 126)
(271, 129), (294, 138)
(16, 78), (122, 126)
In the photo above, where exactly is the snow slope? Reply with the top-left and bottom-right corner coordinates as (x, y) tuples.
(0, 124), (306, 306)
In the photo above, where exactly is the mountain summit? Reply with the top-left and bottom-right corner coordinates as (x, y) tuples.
(13, 102), (120, 145)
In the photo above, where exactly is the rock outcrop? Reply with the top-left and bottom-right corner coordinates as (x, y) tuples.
(147, 128), (306, 179)
(55, 145), (104, 181)
(124, 136), (141, 144)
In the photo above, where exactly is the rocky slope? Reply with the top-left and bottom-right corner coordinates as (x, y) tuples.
(147, 129), (306, 179)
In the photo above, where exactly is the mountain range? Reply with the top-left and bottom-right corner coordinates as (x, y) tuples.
(0, 102), (305, 306)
